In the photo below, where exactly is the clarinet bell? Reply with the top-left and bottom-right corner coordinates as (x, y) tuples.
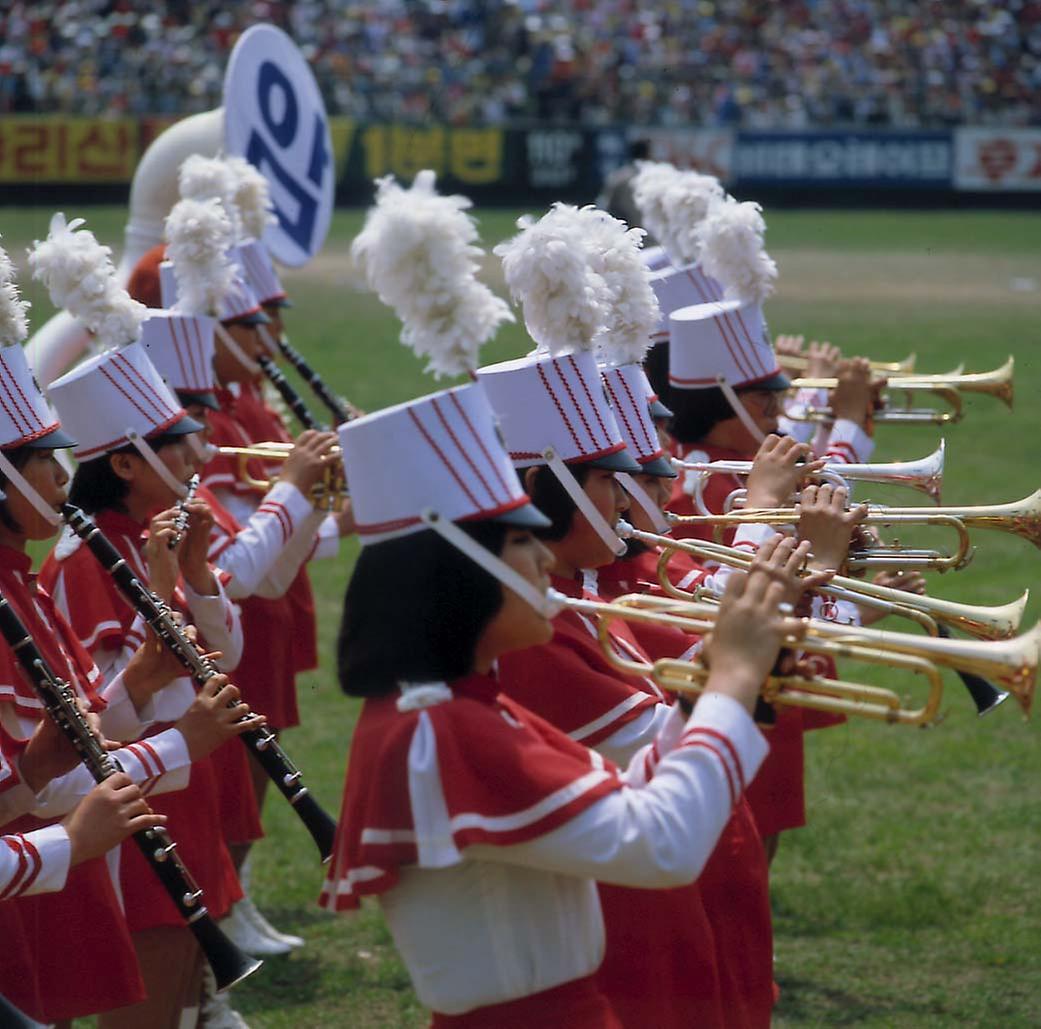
(192, 916), (264, 992)
(0, 992), (38, 1029)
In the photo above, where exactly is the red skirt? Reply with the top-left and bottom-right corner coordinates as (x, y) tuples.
(0, 903), (43, 1020)
(237, 594), (299, 729)
(119, 752), (242, 931)
(699, 799), (775, 1029)
(431, 974), (621, 1029)
(209, 737), (264, 846)
(596, 881), (723, 1028)
(744, 707), (806, 837)
(286, 567), (318, 674)
(3, 828), (145, 1020)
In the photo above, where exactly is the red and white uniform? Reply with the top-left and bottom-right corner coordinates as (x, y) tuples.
(202, 381), (333, 728)
(320, 672), (767, 1027)
(596, 551), (775, 1029)
(497, 574), (728, 1028)
(40, 513), (244, 932)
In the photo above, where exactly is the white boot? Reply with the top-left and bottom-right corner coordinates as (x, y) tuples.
(236, 892), (305, 950)
(198, 966), (251, 1029)
(219, 899), (296, 956)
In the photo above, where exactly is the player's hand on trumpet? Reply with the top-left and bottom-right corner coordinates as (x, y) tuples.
(796, 483), (868, 575)
(703, 535), (810, 715)
(174, 674), (266, 761)
(805, 340), (842, 378)
(831, 357), (883, 429)
(281, 429), (340, 497)
(745, 434), (825, 509)
(858, 568), (929, 626)
(63, 774), (167, 866)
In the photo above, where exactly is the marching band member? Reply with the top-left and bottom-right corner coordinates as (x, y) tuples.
(320, 372), (808, 1027)
(39, 341), (251, 1029)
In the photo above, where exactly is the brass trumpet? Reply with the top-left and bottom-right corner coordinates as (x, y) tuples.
(676, 441), (946, 510)
(549, 590), (1040, 725)
(788, 357), (1014, 425)
(217, 443), (347, 512)
(622, 525), (1029, 642)
(667, 489), (1041, 572)
(778, 351), (917, 375)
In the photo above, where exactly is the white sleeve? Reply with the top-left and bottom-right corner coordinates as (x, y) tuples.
(257, 507), (327, 598)
(473, 692), (768, 889)
(210, 482), (315, 599)
(823, 419), (874, 465)
(96, 668), (156, 742)
(212, 486), (261, 525)
(312, 514), (341, 560)
(182, 577), (243, 673)
(0, 824), (71, 899)
(28, 727), (192, 819)
(778, 387), (826, 443)
(591, 701), (674, 767)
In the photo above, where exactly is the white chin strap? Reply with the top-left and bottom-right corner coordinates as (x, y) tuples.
(126, 430), (189, 499)
(420, 509), (559, 618)
(717, 376), (766, 445)
(543, 447), (627, 558)
(215, 323), (261, 375)
(0, 451), (62, 526)
(257, 323), (282, 358)
(615, 472), (671, 534)
(186, 434), (216, 462)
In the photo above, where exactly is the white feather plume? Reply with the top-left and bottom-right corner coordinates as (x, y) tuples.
(178, 154), (243, 242)
(28, 213), (146, 348)
(494, 203), (609, 356)
(0, 240), (30, 347)
(352, 170), (513, 378)
(696, 197), (778, 305)
(576, 208), (659, 367)
(164, 198), (237, 317)
(225, 155), (276, 242)
(658, 170), (726, 266)
(631, 161), (678, 244)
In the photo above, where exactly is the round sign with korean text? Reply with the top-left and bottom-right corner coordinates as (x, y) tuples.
(224, 25), (333, 267)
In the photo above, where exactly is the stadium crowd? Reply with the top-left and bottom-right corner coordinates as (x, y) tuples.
(2, 0), (1041, 127)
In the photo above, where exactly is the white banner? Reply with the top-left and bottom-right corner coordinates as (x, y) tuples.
(224, 25), (334, 265)
(954, 128), (1041, 191)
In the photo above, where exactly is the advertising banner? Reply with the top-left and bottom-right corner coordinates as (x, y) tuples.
(954, 128), (1041, 192)
(0, 118), (138, 183)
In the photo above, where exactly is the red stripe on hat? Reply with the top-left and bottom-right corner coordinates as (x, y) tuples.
(99, 365), (163, 425)
(715, 306), (756, 381)
(730, 305), (772, 378)
(565, 355), (611, 449)
(355, 514), (424, 535)
(430, 396), (502, 509)
(0, 359), (34, 437)
(178, 315), (203, 389)
(407, 407), (481, 510)
(74, 408), (187, 459)
(447, 391), (512, 500)
(602, 374), (645, 459)
(112, 351), (178, 420)
(169, 316), (191, 389)
(0, 353), (45, 433)
(549, 359), (601, 450)
(615, 372), (657, 455)
(535, 361), (584, 452)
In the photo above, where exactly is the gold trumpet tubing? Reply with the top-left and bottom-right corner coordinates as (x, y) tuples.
(217, 443), (347, 512)
(608, 590), (1040, 715)
(639, 528), (1027, 641)
(790, 385), (963, 425)
(653, 646), (944, 727)
(778, 351), (917, 375)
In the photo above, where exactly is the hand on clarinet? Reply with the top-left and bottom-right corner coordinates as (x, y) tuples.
(175, 674), (266, 761)
(123, 621), (205, 709)
(702, 535), (810, 715)
(63, 773), (166, 866)
(176, 500), (219, 595)
(20, 700), (107, 792)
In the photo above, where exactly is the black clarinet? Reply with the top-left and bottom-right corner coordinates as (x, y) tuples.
(168, 473), (200, 550)
(60, 504), (338, 863)
(0, 991), (37, 1029)
(273, 334), (354, 426)
(257, 354), (324, 432)
(0, 595), (261, 992)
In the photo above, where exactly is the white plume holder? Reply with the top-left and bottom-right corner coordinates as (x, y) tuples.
(420, 509), (559, 618)
(0, 451), (62, 526)
(214, 322), (261, 375)
(614, 472), (671, 534)
(543, 447), (626, 557)
(126, 429), (190, 499)
(717, 376), (766, 445)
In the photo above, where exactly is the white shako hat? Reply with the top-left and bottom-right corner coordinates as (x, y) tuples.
(601, 363), (674, 477)
(48, 342), (202, 466)
(341, 382), (545, 544)
(139, 310), (219, 410)
(478, 350), (640, 474)
(238, 239), (289, 307)
(669, 299), (787, 392)
(0, 345), (75, 451)
(159, 246), (269, 325)
(641, 244), (671, 272)
(648, 262), (724, 346)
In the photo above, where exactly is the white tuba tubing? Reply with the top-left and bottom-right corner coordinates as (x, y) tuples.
(26, 108), (224, 386)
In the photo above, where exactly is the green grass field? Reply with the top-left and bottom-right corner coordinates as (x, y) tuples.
(4, 206), (1040, 1027)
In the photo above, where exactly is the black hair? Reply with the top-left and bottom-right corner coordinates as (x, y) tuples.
(67, 432), (189, 515)
(0, 445), (37, 534)
(643, 341), (672, 413)
(337, 520), (510, 698)
(669, 385), (738, 445)
(629, 139), (651, 161)
(522, 462), (592, 541)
